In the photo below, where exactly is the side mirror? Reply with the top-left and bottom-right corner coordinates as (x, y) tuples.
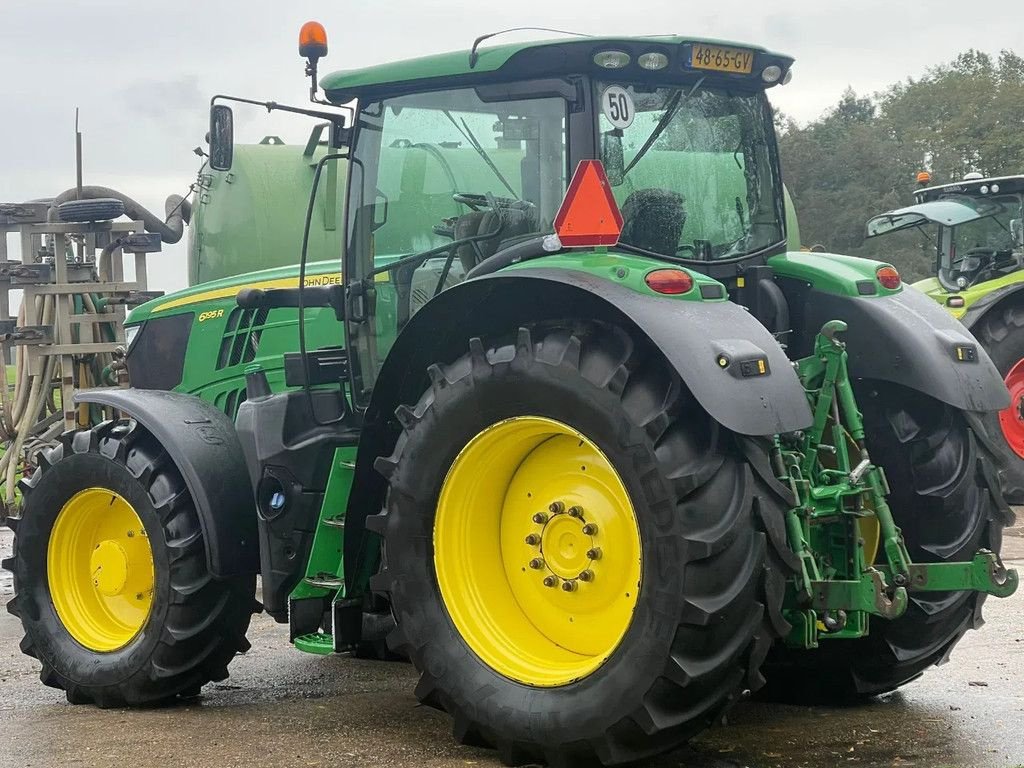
(209, 105), (234, 172)
(601, 130), (625, 187)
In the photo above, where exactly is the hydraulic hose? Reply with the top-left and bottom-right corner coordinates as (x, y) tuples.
(47, 186), (192, 244)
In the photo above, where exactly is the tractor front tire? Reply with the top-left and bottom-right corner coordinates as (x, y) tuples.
(3, 420), (256, 707)
(369, 324), (792, 766)
(761, 383), (1011, 701)
(975, 303), (1024, 504)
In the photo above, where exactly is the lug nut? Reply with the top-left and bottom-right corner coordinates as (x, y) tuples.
(561, 580), (578, 592)
(543, 575), (559, 588)
(548, 501), (565, 515)
(568, 505), (583, 518)
(581, 523), (598, 536)
(532, 512), (548, 524)
(578, 569), (594, 582)
(529, 558), (545, 570)
(586, 547), (602, 561)
(524, 533), (541, 546)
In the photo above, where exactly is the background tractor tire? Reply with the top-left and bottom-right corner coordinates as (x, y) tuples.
(368, 324), (794, 766)
(761, 382), (1012, 702)
(56, 198), (125, 223)
(974, 302), (1024, 504)
(3, 420), (256, 707)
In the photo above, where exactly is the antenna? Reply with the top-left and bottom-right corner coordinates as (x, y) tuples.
(468, 27), (591, 68)
(75, 108), (83, 199)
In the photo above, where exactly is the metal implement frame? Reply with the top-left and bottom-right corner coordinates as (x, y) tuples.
(776, 320), (1019, 649)
(0, 204), (163, 499)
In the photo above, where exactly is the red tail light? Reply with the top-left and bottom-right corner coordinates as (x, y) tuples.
(876, 266), (901, 289)
(645, 269), (694, 295)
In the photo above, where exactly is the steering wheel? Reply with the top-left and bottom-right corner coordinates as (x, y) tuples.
(965, 246), (998, 259)
(453, 192), (534, 212)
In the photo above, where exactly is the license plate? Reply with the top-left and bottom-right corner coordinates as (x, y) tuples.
(689, 44), (754, 74)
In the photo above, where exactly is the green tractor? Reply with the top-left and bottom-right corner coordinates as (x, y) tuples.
(4, 26), (1019, 766)
(867, 174), (1024, 501)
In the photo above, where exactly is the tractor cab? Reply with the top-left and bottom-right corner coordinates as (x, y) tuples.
(319, 36), (794, 402)
(867, 175), (1024, 293)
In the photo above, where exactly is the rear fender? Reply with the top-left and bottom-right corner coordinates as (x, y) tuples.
(792, 286), (1009, 412)
(960, 282), (1024, 331)
(74, 388), (258, 578)
(343, 269), (812, 587)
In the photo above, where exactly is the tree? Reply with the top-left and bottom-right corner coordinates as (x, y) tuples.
(778, 49), (1024, 282)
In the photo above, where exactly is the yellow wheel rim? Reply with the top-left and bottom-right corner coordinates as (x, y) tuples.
(47, 488), (155, 652)
(435, 416), (642, 687)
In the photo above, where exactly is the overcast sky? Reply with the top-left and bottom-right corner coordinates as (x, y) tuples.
(1, 0), (1020, 293)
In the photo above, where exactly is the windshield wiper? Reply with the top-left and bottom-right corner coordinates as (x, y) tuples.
(443, 111), (520, 200)
(623, 77), (705, 177)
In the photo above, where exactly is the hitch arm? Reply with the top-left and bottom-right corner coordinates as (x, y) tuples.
(809, 570), (909, 620)
(882, 551), (1019, 598)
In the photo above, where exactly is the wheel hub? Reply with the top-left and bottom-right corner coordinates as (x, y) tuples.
(998, 359), (1024, 459)
(538, 510), (592, 580)
(47, 488), (155, 652)
(434, 416), (642, 687)
(90, 540), (129, 597)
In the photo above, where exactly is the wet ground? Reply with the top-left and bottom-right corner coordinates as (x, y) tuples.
(1, 526), (1022, 768)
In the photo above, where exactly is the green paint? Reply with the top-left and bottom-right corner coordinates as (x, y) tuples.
(289, 447), (357, 604)
(125, 259), (345, 419)
(768, 250), (902, 297)
(503, 250), (727, 301)
(293, 633), (335, 655)
(784, 185), (801, 251)
(189, 136), (346, 286)
(321, 35), (790, 96)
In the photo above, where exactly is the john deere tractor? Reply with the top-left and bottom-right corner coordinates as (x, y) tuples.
(867, 174), (1024, 502)
(4, 26), (1018, 766)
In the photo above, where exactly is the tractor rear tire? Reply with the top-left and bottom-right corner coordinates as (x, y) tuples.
(761, 383), (1011, 702)
(368, 324), (792, 766)
(974, 303), (1024, 504)
(3, 420), (256, 707)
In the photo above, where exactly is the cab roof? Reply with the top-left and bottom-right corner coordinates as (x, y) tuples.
(321, 35), (794, 101)
(916, 175), (1024, 202)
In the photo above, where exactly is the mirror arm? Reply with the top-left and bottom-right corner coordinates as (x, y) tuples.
(210, 94), (352, 131)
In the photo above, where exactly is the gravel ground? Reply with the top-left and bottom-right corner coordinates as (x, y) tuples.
(1, 523), (1022, 768)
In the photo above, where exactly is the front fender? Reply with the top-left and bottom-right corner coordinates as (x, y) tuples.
(74, 388), (258, 578)
(797, 286), (1009, 412)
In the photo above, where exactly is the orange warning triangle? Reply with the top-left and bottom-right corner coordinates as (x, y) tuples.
(554, 160), (624, 247)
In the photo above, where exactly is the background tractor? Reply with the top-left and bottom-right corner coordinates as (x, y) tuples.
(3, 25), (1019, 767)
(867, 174), (1024, 502)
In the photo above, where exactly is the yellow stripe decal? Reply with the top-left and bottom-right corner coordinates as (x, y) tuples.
(151, 268), (396, 314)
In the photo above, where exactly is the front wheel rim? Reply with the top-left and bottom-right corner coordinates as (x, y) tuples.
(47, 488), (155, 652)
(434, 416), (642, 687)
(998, 359), (1024, 459)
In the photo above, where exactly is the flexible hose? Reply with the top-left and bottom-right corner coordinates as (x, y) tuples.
(47, 186), (192, 244)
